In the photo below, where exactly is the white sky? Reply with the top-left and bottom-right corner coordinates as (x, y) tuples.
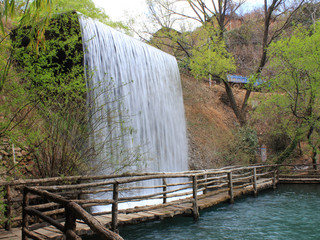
(93, 0), (265, 23)
(92, 0), (265, 38)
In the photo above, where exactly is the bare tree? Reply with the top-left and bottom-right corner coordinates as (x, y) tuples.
(146, 0), (306, 126)
(241, 0), (306, 115)
(147, 0), (246, 125)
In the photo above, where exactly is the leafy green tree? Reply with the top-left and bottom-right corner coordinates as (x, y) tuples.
(189, 26), (236, 79)
(0, 0), (52, 34)
(188, 24), (247, 124)
(146, 0), (306, 126)
(259, 23), (320, 167)
(0, 0), (127, 90)
(0, 0), (53, 91)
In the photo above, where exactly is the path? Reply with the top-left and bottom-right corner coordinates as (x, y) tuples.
(3, 179), (273, 240)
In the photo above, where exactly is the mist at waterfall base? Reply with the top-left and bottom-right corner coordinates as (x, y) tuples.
(79, 17), (188, 210)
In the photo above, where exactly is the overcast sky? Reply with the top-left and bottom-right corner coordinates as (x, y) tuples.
(93, 0), (265, 22)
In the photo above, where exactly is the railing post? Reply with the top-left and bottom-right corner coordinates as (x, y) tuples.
(4, 185), (12, 231)
(253, 167), (258, 197)
(65, 202), (77, 240)
(203, 174), (208, 195)
(111, 182), (119, 233)
(277, 165), (280, 182)
(192, 175), (199, 220)
(272, 167), (277, 189)
(228, 172), (234, 204)
(22, 188), (29, 240)
(76, 179), (83, 200)
(162, 178), (167, 204)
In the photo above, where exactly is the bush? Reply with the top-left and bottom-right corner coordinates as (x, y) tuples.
(267, 132), (291, 154)
(221, 126), (259, 165)
(5, 12), (87, 177)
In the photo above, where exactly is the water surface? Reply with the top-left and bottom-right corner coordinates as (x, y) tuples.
(118, 184), (320, 240)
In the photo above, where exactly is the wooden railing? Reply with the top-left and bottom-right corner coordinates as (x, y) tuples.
(0, 172), (160, 230)
(18, 165), (277, 238)
(22, 187), (123, 240)
(1, 164), (319, 238)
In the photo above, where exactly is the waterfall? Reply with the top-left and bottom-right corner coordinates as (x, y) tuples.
(79, 16), (188, 176)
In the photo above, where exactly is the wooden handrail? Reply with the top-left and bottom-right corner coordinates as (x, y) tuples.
(68, 201), (123, 240)
(3, 164), (318, 232)
(2, 163), (319, 188)
(24, 207), (65, 232)
(22, 187), (124, 240)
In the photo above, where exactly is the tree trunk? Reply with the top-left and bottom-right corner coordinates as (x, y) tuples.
(307, 123), (318, 170)
(222, 80), (246, 126)
(276, 129), (301, 164)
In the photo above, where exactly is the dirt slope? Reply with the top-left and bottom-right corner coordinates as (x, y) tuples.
(181, 72), (253, 169)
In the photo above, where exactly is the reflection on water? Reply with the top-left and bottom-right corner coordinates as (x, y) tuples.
(118, 184), (320, 240)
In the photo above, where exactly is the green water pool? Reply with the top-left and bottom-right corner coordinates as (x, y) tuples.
(86, 184), (320, 240)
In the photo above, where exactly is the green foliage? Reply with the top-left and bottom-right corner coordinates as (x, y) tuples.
(189, 24), (236, 80)
(2, 11), (139, 177)
(0, 0), (52, 35)
(149, 27), (189, 62)
(256, 23), (320, 163)
(222, 126), (259, 165)
(0, 0), (54, 92)
(0, 12), (89, 177)
(268, 23), (320, 128)
(12, 12), (85, 107)
(0, 187), (5, 225)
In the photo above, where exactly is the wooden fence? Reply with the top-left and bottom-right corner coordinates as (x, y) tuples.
(22, 187), (123, 240)
(1, 164), (319, 239)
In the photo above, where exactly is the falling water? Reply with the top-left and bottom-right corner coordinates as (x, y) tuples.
(79, 17), (188, 176)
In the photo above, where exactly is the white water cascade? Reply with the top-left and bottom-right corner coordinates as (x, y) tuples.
(79, 17), (188, 177)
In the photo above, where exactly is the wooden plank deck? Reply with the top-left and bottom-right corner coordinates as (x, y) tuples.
(0, 229), (21, 240)
(2, 179), (274, 240)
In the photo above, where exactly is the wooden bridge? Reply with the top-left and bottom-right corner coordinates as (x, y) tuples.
(1, 164), (320, 240)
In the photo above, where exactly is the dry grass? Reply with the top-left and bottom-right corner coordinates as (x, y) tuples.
(181, 72), (256, 169)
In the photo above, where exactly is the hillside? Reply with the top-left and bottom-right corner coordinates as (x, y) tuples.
(181, 71), (260, 169)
